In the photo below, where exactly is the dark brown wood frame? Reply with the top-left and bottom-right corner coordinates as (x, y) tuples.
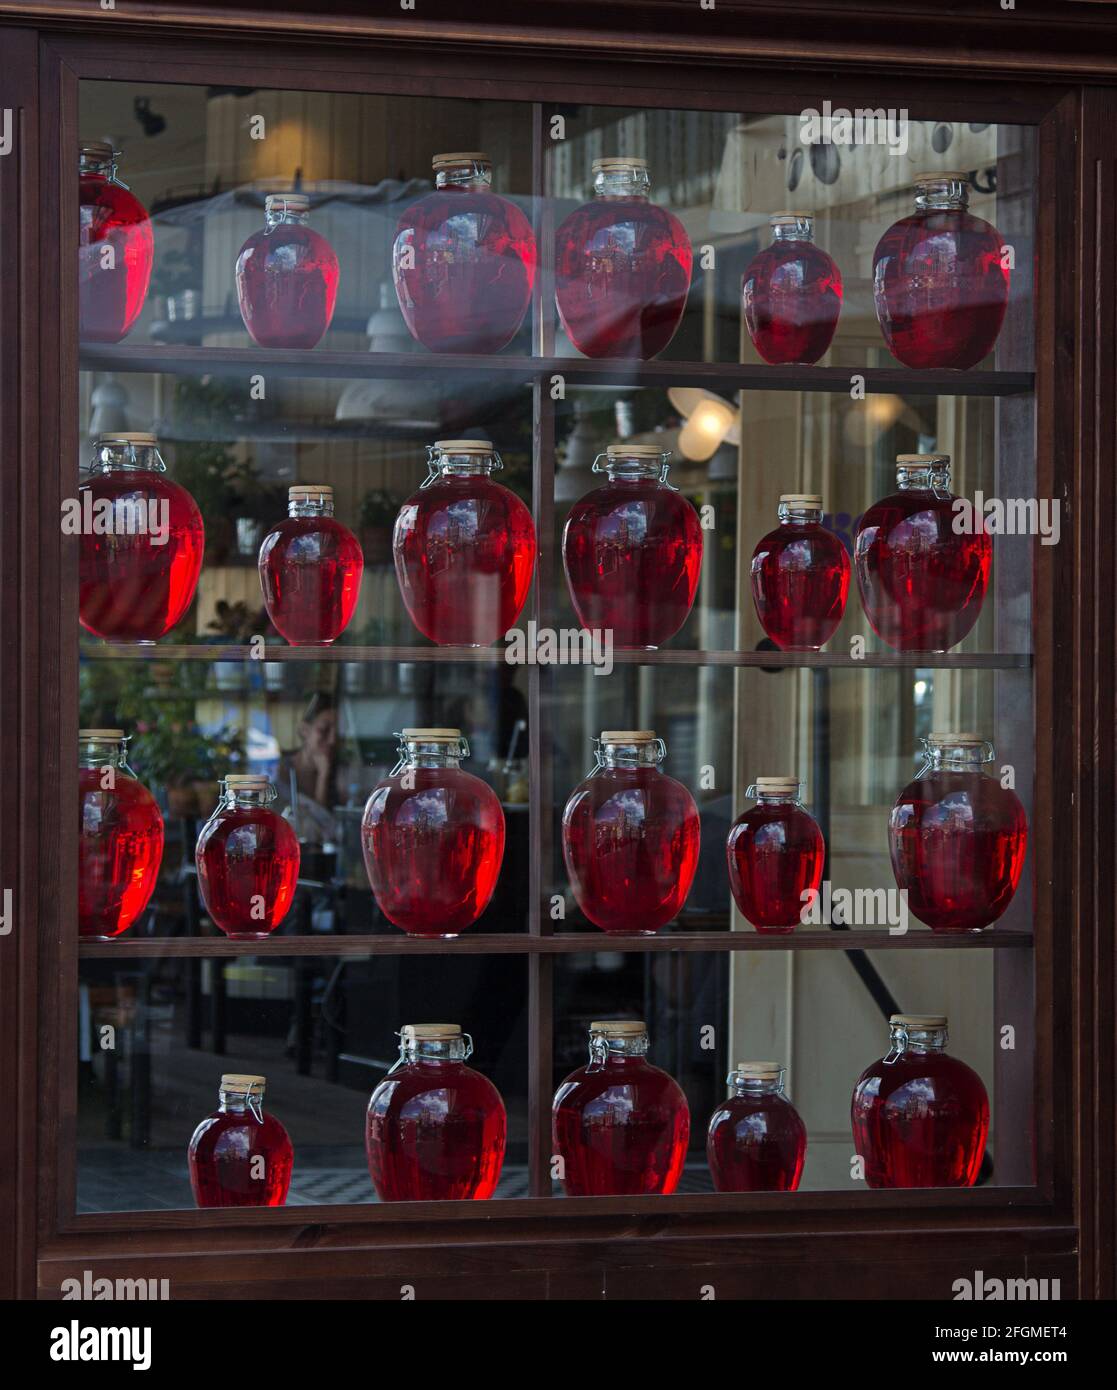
(0, 2), (1112, 1300)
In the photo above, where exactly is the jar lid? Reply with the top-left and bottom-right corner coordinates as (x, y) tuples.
(606, 443), (669, 459)
(890, 1013), (947, 1028)
(592, 156), (648, 171)
(433, 439), (494, 454)
(589, 1020), (646, 1036)
(289, 484), (332, 500)
(80, 140), (116, 159)
(734, 1061), (783, 1077)
(600, 729), (656, 743)
(927, 732), (985, 745)
(224, 774), (270, 788)
(401, 1023), (462, 1040)
(220, 1073), (266, 1089)
(401, 727), (462, 742)
(79, 728), (124, 740)
(96, 432), (158, 447)
(755, 777), (800, 792)
(266, 192), (309, 210)
(432, 151), (490, 168)
(779, 493), (822, 506)
(896, 453), (950, 465)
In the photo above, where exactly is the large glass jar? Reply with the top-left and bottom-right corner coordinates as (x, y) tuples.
(706, 1062), (807, 1192)
(235, 193), (340, 350)
(742, 213), (843, 365)
(259, 485), (364, 646)
(727, 777), (825, 934)
(554, 158), (692, 359)
(392, 152), (536, 353)
(365, 1024), (507, 1201)
(78, 729), (164, 941)
(854, 453), (990, 653)
(188, 1074), (293, 1208)
(873, 173), (1009, 369)
(750, 494), (849, 651)
(195, 775), (301, 940)
(562, 730), (700, 935)
(393, 440), (536, 647)
(889, 734), (1028, 933)
(78, 142), (154, 344)
(562, 445), (703, 650)
(361, 729), (505, 938)
(77, 433), (205, 644)
(851, 1015), (989, 1188)
(552, 1021), (690, 1196)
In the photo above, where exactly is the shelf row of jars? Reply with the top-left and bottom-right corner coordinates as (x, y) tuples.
(78, 725), (1027, 941)
(80, 143), (1009, 369)
(79, 435), (991, 655)
(187, 1014), (989, 1208)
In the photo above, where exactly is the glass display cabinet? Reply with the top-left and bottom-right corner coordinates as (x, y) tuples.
(0, 0), (1113, 1302)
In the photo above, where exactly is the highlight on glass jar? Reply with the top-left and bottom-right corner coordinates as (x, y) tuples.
(188, 1074), (293, 1208)
(562, 730), (700, 936)
(854, 453), (990, 653)
(259, 485), (364, 646)
(889, 733), (1028, 933)
(742, 213), (843, 366)
(562, 444), (703, 651)
(706, 1062), (807, 1193)
(78, 142), (154, 345)
(77, 433), (205, 644)
(392, 152), (537, 354)
(361, 728), (505, 938)
(78, 729), (164, 942)
(851, 1014), (989, 1188)
(392, 440), (536, 647)
(873, 172), (1009, 370)
(195, 774), (301, 940)
(366, 1024), (507, 1201)
(727, 777), (825, 934)
(235, 193), (340, 350)
(750, 494), (850, 651)
(554, 156), (693, 360)
(552, 1020), (690, 1196)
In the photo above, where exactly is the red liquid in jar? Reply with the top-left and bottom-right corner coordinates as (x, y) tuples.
(366, 1059), (507, 1201)
(188, 1106), (293, 1207)
(259, 515), (364, 646)
(707, 1088), (807, 1192)
(78, 765), (164, 940)
(393, 473), (536, 647)
(727, 798), (825, 933)
(196, 805), (301, 940)
(852, 1044), (989, 1188)
(79, 471), (205, 642)
(742, 226), (842, 365)
(889, 766), (1027, 933)
(563, 474), (703, 649)
(79, 153), (154, 344)
(236, 215), (339, 350)
(750, 515), (849, 651)
(362, 766), (505, 937)
(553, 1052), (689, 1196)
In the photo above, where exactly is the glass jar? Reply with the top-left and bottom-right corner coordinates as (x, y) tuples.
(78, 729), (164, 941)
(361, 729), (505, 938)
(188, 1073), (293, 1208)
(854, 453), (990, 652)
(851, 1014), (989, 1188)
(562, 445), (703, 650)
(727, 777), (825, 934)
(561, 731), (700, 935)
(750, 494), (850, 651)
(873, 173), (1008, 369)
(77, 433), (205, 644)
(392, 152), (536, 353)
(554, 157), (692, 359)
(235, 193), (340, 350)
(706, 1062), (807, 1192)
(78, 142), (154, 344)
(365, 1024), (507, 1201)
(195, 775), (301, 940)
(889, 734), (1028, 933)
(392, 440), (536, 647)
(258, 485), (364, 646)
(742, 213), (843, 366)
(552, 1021), (690, 1196)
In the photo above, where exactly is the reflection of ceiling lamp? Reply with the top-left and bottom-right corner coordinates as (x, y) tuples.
(667, 387), (741, 462)
(842, 393), (922, 448)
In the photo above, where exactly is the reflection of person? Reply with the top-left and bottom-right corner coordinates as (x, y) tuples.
(276, 692), (341, 846)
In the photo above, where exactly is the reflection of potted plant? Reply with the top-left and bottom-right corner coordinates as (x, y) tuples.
(359, 487), (400, 566)
(207, 599), (269, 690)
(224, 455), (286, 557)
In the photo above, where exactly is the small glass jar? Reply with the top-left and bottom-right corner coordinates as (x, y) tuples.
(365, 1024), (507, 1201)
(258, 485), (365, 646)
(235, 193), (340, 349)
(78, 729), (164, 941)
(78, 142), (154, 344)
(750, 494), (850, 651)
(393, 440), (536, 647)
(78, 432), (205, 644)
(188, 1073), (293, 1208)
(727, 777), (825, 933)
(707, 1062), (807, 1192)
(851, 1014), (989, 1188)
(563, 445), (703, 650)
(889, 733), (1028, 932)
(195, 774), (301, 940)
(742, 213), (843, 365)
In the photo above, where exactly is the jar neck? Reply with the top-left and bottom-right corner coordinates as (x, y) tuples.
(593, 165), (650, 200)
(915, 178), (969, 212)
(220, 786), (277, 810)
(219, 1089), (266, 1120)
(588, 1033), (649, 1066)
(79, 739), (129, 772)
(392, 734), (468, 774)
(289, 498), (334, 518)
(771, 217), (814, 243)
(79, 150), (117, 180)
(437, 459), (495, 479)
(897, 461), (950, 492)
(597, 454), (672, 484)
(266, 207), (309, 229)
(395, 1035), (472, 1068)
(887, 1024), (948, 1058)
(87, 443), (165, 475)
(922, 740), (994, 773)
(750, 790), (802, 807)
(778, 504), (821, 525)
(595, 739), (665, 770)
(728, 1072), (785, 1098)
(435, 160), (491, 191)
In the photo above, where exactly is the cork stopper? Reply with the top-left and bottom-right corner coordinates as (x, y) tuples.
(770, 211), (812, 221)
(220, 1073), (266, 1090)
(755, 777), (801, 794)
(600, 730), (656, 743)
(96, 432), (157, 448)
(779, 493), (823, 507)
(401, 1024), (462, 1041)
(927, 732), (985, 745)
(589, 1020), (646, 1036)
(433, 439), (494, 454)
(289, 484), (332, 501)
(432, 152), (490, 169)
(80, 140), (116, 160)
(224, 774), (270, 789)
(592, 156), (648, 172)
(606, 443), (669, 458)
(734, 1061), (783, 1078)
(266, 192), (309, 212)
(913, 171), (967, 183)
(890, 1013), (947, 1028)
(401, 728), (462, 742)
(896, 453), (950, 466)
(79, 728), (125, 740)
